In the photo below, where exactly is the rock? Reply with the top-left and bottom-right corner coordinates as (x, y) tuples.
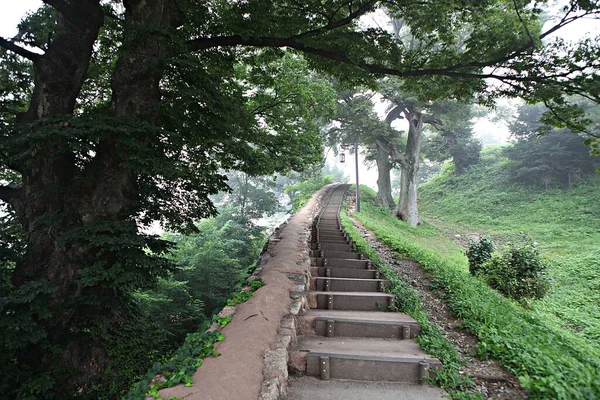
(289, 299), (303, 315)
(263, 348), (288, 380)
(149, 374), (166, 386)
(217, 306), (236, 318)
(288, 351), (307, 372)
(259, 377), (281, 400)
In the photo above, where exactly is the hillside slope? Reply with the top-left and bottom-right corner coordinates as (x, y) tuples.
(419, 147), (600, 344)
(351, 184), (600, 399)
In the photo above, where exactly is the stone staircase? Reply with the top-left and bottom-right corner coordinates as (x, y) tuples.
(287, 184), (444, 397)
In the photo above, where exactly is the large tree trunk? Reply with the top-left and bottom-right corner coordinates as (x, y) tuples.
(374, 138), (395, 209)
(394, 111), (423, 226)
(5, 1), (107, 390)
(4, 0), (183, 392)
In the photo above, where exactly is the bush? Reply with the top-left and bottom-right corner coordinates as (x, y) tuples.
(480, 234), (550, 301)
(465, 237), (495, 275)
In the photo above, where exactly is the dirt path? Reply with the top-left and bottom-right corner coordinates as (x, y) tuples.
(348, 215), (529, 400)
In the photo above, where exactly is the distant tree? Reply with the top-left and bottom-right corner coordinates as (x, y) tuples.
(322, 161), (348, 183)
(505, 103), (597, 188)
(425, 100), (483, 175)
(226, 171), (281, 220)
(380, 83), (442, 226)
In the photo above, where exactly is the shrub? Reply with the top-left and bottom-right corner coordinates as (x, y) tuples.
(465, 237), (495, 275)
(480, 234), (550, 301)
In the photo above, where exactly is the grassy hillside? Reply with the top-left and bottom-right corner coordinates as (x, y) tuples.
(351, 186), (600, 399)
(419, 146), (600, 344)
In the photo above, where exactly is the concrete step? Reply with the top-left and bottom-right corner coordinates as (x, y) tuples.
(286, 377), (447, 400)
(316, 234), (348, 241)
(311, 251), (365, 261)
(298, 310), (420, 339)
(317, 219), (341, 224)
(315, 238), (350, 245)
(316, 243), (352, 252)
(323, 258), (372, 269)
(312, 277), (392, 292)
(313, 267), (380, 279)
(318, 216), (340, 221)
(316, 224), (341, 230)
(306, 291), (394, 311)
(292, 336), (441, 383)
(313, 228), (345, 235)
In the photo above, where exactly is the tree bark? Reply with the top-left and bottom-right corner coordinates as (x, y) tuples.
(394, 111), (423, 226)
(5, 0), (184, 391)
(6, 0), (106, 389)
(374, 138), (395, 209)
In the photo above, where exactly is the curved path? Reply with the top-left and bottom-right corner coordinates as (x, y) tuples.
(287, 184), (446, 399)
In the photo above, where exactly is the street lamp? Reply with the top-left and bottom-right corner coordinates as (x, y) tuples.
(339, 148), (345, 163)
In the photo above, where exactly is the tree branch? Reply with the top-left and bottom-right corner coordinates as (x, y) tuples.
(0, 37), (42, 61)
(512, 0), (536, 47)
(422, 114), (443, 130)
(389, 143), (406, 166)
(187, 17), (596, 89)
(291, 0), (377, 40)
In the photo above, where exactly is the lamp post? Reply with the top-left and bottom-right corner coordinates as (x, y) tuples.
(354, 135), (360, 213)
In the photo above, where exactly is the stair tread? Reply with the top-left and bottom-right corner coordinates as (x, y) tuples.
(309, 290), (394, 297)
(296, 336), (439, 362)
(314, 277), (389, 283)
(303, 310), (417, 324)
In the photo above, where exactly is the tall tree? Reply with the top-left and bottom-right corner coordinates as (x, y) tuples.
(384, 92), (443, 225)
(1, 0), (600, 396)
(326, 90), (400, 208)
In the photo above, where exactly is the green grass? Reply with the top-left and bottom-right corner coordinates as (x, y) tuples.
(340, 209), (482, 400)
(419, 147), (600, 343)
(351, 186), (600, 400)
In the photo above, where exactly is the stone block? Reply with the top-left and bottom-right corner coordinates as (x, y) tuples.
(263, 347), (288, 380)
(288, 351), (307, 373)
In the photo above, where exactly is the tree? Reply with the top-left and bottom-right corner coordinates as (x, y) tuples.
(423, 100), (483, 175)
(326, 90), (400, 208)
(1, 0), (600, 396)
(505, 102), (597, 188)
(379, 83), (443, 225)
(225, 171), (281, 220)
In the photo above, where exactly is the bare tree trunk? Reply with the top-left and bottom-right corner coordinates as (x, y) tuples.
(394, 111), (423, 226)
(375, 139), (395, 208)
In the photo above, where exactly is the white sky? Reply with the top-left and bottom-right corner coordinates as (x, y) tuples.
(1, 1), (598, 189)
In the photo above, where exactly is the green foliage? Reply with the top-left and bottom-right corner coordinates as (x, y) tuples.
(350, 187), (600, 399)
(127, 279), (265, 399)
(419, 147), (600, 343)
(285, 175), (334, 212)
(424, 99), (483, 175)
(225, 172), (281, 220)
(162, 206), (265, 315)
(466, 237), (495, 275)
(505, 102), (597, 188)
(125, 329), (225, 400)
(479, 235), (550, 301)
(339, 204), (481, 399)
